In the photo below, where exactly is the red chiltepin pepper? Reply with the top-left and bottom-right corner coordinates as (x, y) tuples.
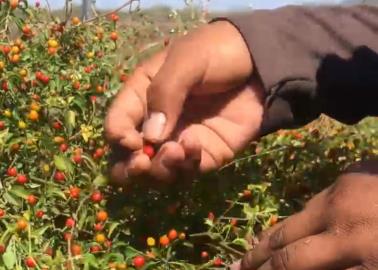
(143, 143), (155, 159)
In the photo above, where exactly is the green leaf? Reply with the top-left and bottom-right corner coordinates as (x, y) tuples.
(9, 186), (29, 199)
(0, 128), (9, 146)
(182, 241), (194, 248)
(93, 174), (108, 187)
(145, 261), (163, 270)
(103, 252), (124, 263)
(179, 263), (196, 270)
(78, 207), (88, 230)
(51, 206), (61, 215)
(54, 155), (73, 174)
(107, 222), (120, 238)
(13, 17), (25, 31)
(32, 225), (50, 237)
(3, 193), (21, 207)
(6, 137), (23, 147)
(47, 187), (67, 200)
(82, 253), (98, 268)
(0, 228), (12, 245)
(72, 96), (86, 112)
(243, 204), (256, 220)
(27, 183), (41, 189)
(232, 238), (249, 249)
(2, 247), (16, 269)
(204, 218), (214, 228)
(64, 110), (76, 136)
(124, 246), (140, 259)
(54, 249), (65, 263)
(82, 154), (97, 173)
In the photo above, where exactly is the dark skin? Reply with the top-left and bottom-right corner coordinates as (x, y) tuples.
(234, 171), (378, 270)
(105, 21), (262, 182)
(105, 21), (378, 270)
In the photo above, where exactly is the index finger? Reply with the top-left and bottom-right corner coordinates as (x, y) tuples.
(241, 193), (327, 270)
(105, 51), (167, 150)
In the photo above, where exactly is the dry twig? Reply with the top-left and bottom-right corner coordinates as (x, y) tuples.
(83, 0), (140, 24)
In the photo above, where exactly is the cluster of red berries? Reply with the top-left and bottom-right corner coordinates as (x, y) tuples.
(35, 71), (50, 84)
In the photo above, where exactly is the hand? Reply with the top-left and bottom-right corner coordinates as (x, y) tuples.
(234, 168), (378, 270)
(105, 21), (265, 183)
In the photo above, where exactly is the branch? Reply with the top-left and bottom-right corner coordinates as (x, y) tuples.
(64, 0), (73, 25)
(44, 0), (54, 20)
(219, 146), (289, 171)
(0, 8), (11, 36)
(218, 242), (245, 257)
(83, 0), (140, 24)
(90, 2), (98, 17)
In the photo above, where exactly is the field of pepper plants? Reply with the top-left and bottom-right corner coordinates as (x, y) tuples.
(0, 0), (377, 269)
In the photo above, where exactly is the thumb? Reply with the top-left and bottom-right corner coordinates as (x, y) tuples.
(142, 20), (252, 142)
(142, 39), (207, 142)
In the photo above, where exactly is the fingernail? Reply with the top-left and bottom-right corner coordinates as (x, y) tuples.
(143, 112), (166, 141)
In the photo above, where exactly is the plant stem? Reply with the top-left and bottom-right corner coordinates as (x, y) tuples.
(220, 146), (288, 170)
(28, 217), (32, 254)
(83, 0), (140, 24)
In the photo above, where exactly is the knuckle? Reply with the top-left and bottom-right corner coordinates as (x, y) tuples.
(325, 180), (351, 209)
(334, 216), (373, 235)
(326, 174), (372, 213)
(257, 230), (270, 241)
(241, 251), (254, 270)
(269, 226), (286, 249)
(271, 248), (291, 270)
(326, 190), (343, 209)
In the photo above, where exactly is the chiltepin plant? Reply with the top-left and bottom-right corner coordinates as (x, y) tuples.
(0, 0), (378, 269)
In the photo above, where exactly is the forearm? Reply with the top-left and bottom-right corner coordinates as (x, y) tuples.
(220, 5), (378, 135)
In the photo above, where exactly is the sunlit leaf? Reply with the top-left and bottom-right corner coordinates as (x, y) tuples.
(54, 155), (73, 174)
